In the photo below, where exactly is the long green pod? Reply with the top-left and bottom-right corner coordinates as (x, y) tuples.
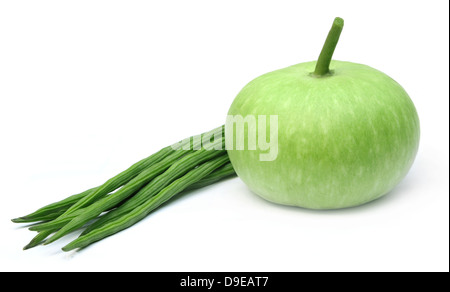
(11, 138), (232, 223)
(28, 162), (234, 233)
(185, 162), (236, 191)
(16, 188), (115, 225)
(24, 206), (100, 249)
(28, 191), (116, 232)
(30, 126), (224, 232)
(81, 161), (235, 235)
(14, 132), (199, 223)
(62, 154), (230, 251)
(81, 142), (228, 236)
(24, 191), (130, 248)
(62, 147), (173, 215)
(14, 142), (176, 223)
(43, 137), (225, 244)
(30, 148), (192, 233)
(25, 201), (110, 248)
(23, 230), (53, 250)
(20, 209), (66, 224)
(11, 187), (99, 223)
(27, 128), (225, 234)
(24, 208), (106, 249)
(61, 125), (223, 216)
(26, 162), (235, 248)
(14, 125), (227, 250)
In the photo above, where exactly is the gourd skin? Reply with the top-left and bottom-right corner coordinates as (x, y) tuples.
(226, 60), (420, 209)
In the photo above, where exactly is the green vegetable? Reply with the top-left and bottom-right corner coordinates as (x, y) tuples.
(64, 148), (172, 215)
(62, 126), (223, 216)
(81, 139), (227, 236)
(42, 137), (226, 245)
(11, 187), (99, 223)
(225, 17), (419, 209)
(15, 125), (223, 226)
(13, 125), (233, 250)
(28, 127), (223, 233)
(23, 160), (235, 250)
(62, 154), (230, 251)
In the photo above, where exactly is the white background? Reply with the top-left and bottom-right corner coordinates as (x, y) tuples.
(0, 0), (448, 272)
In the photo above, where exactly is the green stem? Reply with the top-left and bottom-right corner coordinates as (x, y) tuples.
(313, 17), (344, 76)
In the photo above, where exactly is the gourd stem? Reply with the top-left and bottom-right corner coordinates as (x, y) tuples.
(313, 17), (344, 76)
